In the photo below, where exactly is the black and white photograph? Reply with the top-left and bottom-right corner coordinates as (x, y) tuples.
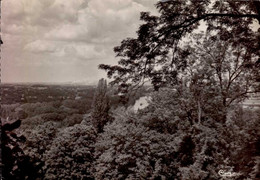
(1, 0), (260, 179)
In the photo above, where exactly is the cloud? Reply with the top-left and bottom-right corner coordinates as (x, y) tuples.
(2, 0), (158, 83)
(24, 40), (108, 62)
(3, 0), (88, 26)
(4, 0), (158, 42)
(24, 40), (59, 53)
(44, 0), (158, 42)
(55, 43), (109, 61)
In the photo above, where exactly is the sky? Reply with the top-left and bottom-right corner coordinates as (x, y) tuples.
(1, 0), (158, 84)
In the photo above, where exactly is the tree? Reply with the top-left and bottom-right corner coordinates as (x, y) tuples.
(43, 124), (97, 180)
(99, 0), (259, 92)
(178, 33), (259, 122)
(91, 78), (112, 132)
(23, 121), (60, 163)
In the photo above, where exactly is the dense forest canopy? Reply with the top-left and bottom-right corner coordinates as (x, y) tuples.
(100, 0), (260, 91)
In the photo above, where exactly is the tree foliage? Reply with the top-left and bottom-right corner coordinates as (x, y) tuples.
(180, 33), (258, 122)
(100, 0), (260, 91)
(92, 109), (182, 179)
(43, 123), (97, 180)
(138, 90), (260, 179)
(92, 106), (260, 179)
(97, 2), (260, 177)
(23, 121), (60, 162)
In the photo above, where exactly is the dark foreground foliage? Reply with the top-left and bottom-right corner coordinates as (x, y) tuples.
(1, 119), (43, 180)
